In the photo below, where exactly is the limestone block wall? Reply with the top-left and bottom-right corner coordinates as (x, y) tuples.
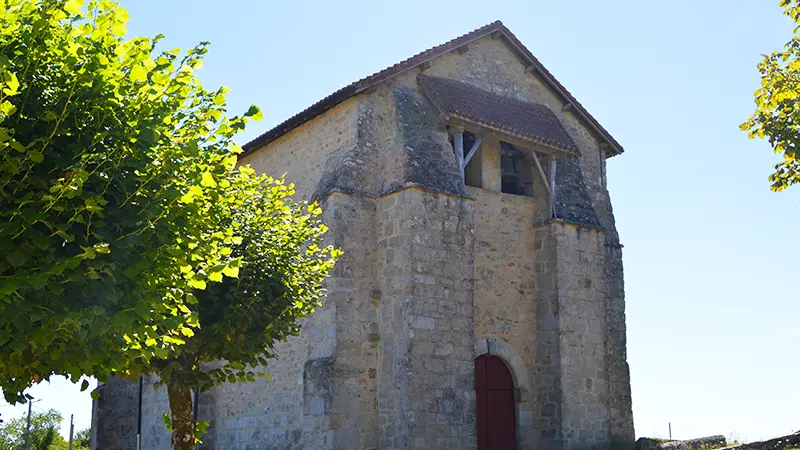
(471, 188), (538, 449)
(533, 221), (620, 450)
(200, 332), (318, 449)
(90, 376), (138, 450)
(238, 97), (361, 201)
(139, 376), (170, 448)
(322, 192), (381, 449)
(375, 188), (477, 450)
(553, 224), (610, 447)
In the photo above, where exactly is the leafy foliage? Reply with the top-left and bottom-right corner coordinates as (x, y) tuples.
(142, 184), (338, 391)
(73, 428), (91, 449)
(0, 0), (263, 403)
(0, 1), (339, 447)
(741, 0), (800, 190)
(0, 408), (87, 450)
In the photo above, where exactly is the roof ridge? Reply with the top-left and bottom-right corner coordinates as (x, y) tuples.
(241, 21), (505, 156)
(241, 20), (623, 156)
(350, 21), (503, 91)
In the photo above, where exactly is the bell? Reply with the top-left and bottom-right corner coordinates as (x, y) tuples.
(500, 155), (519, 180)
(501, 146), (524, 195)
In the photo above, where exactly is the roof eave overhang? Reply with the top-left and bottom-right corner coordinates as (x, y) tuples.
(442, 114), (581, 157)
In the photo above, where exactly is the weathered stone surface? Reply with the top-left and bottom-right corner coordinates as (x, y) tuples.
(554, 156), (602, 228)
(635, 436), (727, 450)
(90, 376), (137, 450)
(728, 432), (800, 450)
(93, 29), (634, 450)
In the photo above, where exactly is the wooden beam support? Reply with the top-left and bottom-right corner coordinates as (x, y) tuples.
(455, 131), (465, 187)
(491, 30), (503, 39)
(457, 45), (469, 55)
(530, 151), (551, 195)
(525, 64), (538, 73)
(561, 102), (574, 112)
(549, 158), (557, 219)
(463, 135), (484, 168)
(419, 61), (431, 72)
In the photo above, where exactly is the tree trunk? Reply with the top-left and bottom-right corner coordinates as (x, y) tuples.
(167, 384), (195, 450)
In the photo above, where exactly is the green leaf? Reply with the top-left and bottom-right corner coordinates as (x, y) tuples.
(1, 100), (16, 116)
(138, 128), (158, 145)
(180, 327), (194, 337)
(201, 171), (216, 187)
(130, 64), (147, 82)
(80, 379), (89, 391)
(6, 251), (28, 267)
(64, 0), (84, 15)
(213, 93), (225, 106)
(0, 279), (21, 295)
(222, 264), (239, 278)
(188, 279), (206, 290)
(244, 105), (263, 121)
(3, 72), (19, 95)
(208, 271), (223, 282)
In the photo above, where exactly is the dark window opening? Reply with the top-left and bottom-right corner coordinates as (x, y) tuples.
(500, 142), (527, 195)
(451, 131), (482, 188)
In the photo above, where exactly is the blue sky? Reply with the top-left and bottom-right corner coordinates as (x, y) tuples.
(3, 0), (799, 443)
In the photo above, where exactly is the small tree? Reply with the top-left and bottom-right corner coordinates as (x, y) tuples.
(142, 180), (338, 449)
(0, 1), (339, 448)
(741, 0), (800, 190)
(74, 428), (91, 449)
(0, 408), (74, 450)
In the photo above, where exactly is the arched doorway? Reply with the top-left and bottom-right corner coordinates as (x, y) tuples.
(475, 354), (517, 450)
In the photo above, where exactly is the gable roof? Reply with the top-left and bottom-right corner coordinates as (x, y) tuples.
(241, 21), (623, 157)
(418, 75), (577, 153)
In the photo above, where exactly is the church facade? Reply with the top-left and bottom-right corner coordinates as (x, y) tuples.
(93, 21), (634, 450)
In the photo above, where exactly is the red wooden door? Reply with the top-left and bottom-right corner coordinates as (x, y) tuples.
(475, 355), (517, 450)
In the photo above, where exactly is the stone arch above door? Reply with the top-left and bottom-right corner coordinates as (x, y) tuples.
(474, 337), (531, 402)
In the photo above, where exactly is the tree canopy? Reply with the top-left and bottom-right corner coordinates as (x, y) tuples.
(0, 408), (89, 450)
(0, 1), (339, 447)
(741, 0), (800, 190)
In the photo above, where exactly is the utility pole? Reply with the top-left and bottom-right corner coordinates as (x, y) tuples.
(24, 400), (32, 450)
(68, 414), (74, 450)
(669, 422), (672, 440)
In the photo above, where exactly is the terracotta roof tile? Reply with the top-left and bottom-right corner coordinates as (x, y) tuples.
(418, 75), (577, 152)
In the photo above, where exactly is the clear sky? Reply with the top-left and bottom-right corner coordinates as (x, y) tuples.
(3, 0), (799, 443)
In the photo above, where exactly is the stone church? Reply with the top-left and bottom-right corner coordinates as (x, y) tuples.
(92, 21), (634, 450)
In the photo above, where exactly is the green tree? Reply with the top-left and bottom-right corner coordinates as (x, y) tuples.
(0, 408), (68, 450)
(0, 1), (339, 449)
(143, 180), (338, 449)
(742, 0), (800, 190)
(73, 428), (90, 449)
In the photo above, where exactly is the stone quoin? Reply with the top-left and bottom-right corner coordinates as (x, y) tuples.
(92, 20), (635, 450)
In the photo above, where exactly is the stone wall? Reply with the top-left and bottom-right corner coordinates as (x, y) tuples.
(471, 187), (538, 450)
(322, 192), (380, 449)
(139, 376), (170, 448)
(90, 376), (138, 450)
(238, 97), (361, 201)
(375, 188), (477, 450)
